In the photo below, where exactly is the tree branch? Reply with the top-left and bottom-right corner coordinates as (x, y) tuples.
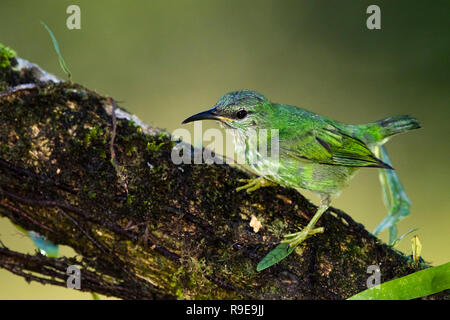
(0, 46), (447, 299)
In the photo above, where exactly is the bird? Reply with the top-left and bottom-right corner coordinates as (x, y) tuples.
(182, 90), (420, 270)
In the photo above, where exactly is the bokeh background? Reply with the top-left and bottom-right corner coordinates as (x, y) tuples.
(0, 0), (449, 299)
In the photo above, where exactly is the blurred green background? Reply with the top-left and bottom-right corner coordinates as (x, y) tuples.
(0, 0), (449, 299)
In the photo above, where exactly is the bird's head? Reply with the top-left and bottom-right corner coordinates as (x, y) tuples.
(182, 90), (270, 131)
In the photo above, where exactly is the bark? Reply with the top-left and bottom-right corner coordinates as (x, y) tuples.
(0, 46), (446, 300)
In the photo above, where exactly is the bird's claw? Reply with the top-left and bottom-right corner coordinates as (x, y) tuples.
(281, 227), (324, 248)
(236, 177), (276, 193)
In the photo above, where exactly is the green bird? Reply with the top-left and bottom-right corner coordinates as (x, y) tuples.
(182, 90), (420, 270)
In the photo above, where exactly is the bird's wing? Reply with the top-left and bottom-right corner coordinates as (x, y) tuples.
(279, 122), (392, 169)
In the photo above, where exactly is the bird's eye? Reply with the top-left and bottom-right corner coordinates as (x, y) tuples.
(236, 109), (247, 119)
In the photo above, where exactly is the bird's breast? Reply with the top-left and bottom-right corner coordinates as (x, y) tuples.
(232, 130), (281, 178)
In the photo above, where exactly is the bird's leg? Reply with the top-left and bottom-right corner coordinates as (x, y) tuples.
(372, 145), (411, 244)
(236, 176), (276, 193)
(281, 195), (330, 248)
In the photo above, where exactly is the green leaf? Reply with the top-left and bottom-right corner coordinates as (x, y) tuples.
(28, 231), (59, 257)
(257, 243), (295, 271)
(41, 21), (72, 81)
(91, 292), (101, 300)
(348, 262), (450, 300)
(14, 224), (59, 257)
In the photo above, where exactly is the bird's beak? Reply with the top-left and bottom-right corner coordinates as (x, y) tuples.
(181, 108), (232, 124)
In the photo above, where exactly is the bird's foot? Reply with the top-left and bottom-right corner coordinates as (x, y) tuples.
(281, 226), (324, 249)
(236, 176), (276, 193)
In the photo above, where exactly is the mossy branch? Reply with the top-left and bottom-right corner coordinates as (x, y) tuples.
(0, 45), (447, 300)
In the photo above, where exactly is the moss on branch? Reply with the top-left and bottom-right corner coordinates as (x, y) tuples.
(0, 44), (447, 300)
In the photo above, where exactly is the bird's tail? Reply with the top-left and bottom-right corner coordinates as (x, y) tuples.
(359, 115), (421, 145)
(377, 115), (421, 138)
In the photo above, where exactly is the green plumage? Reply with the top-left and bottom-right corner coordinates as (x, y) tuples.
(189, 90), (419, 197)
(182, 90), (421, 270)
